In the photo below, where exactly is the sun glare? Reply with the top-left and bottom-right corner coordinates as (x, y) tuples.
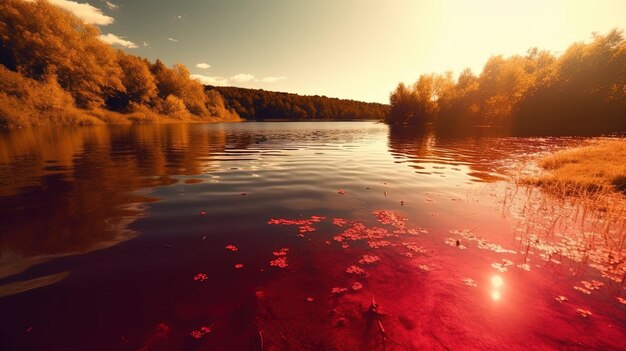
(492, 275), (504, 288)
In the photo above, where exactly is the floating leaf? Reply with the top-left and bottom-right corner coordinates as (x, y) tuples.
(358, 255), (381, 265)
(402, 242), (427, 254)
(270, 257), (288, 268)
(346, 265), (367, 275)
(190, 326), (212, 339)
(368, 240), (392, 249)
(463, 278), (477, 287)
(267, 216), (325, 235)
(352, 282), (363, 291)
(234, 263), (244, 269)
(272, 248), (289, 256)
(555, 295), (567, 303)
(373, 210), (407, 230)
(573, 286), (592, 295)
(576, 308), (592, 318)
(225, 244), (238, 252)
(332, 287), (348, 294)
(332, 218), (347, 226)
(193, 273), (208, 282)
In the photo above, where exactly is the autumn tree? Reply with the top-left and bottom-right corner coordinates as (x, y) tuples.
(0, 0), (123, 108)
(110, 53), (158, 111)
(391, 29), (625, 134)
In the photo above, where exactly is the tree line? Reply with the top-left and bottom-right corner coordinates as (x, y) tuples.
(0, 0), (390, 128)
(389, 30), (626, 134)
(208, 86), (389, 121)
(0, 0), (238, 128)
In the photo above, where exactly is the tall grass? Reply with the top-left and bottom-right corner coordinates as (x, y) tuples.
(525, 140), (626, 195)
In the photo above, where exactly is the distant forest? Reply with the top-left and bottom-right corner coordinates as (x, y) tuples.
(208, 86), (389, 121)
(0, 0), (386, 129)
(389, 29), (626, 134)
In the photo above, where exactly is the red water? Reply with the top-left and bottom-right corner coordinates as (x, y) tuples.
(0, 122), (624, 350)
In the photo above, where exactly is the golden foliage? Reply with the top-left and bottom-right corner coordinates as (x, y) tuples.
(0, 0), (240, 128)
(390, 29), (626, 133)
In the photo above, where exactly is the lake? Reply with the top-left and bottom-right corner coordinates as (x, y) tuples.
(0, 121), (624, 350)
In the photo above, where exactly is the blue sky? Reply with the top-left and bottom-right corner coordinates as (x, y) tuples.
(45, 0), (626, 103)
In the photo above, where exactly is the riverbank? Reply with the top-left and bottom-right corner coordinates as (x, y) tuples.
(0, 104), (241, 129)
(524, 139), (626, 195)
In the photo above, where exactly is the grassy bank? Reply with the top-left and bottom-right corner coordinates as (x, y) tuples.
(525, 140), (626, 195)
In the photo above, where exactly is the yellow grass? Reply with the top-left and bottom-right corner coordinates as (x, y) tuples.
(527, 140), (626, 195)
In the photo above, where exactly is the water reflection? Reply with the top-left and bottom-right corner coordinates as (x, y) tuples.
(491, 275), (504, 301)
(387, 125), (578, 182)
(0, 124), (235, 278)
(0, 122), (624, 350)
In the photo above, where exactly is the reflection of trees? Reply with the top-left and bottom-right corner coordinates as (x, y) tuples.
(387, 126), (519, 182)
(0, 124), (230, 261)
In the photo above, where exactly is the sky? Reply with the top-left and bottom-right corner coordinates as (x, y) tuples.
(46, 0), (626, 103)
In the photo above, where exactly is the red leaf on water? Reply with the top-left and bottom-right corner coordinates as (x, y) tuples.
(576, 308), (592, 318)
(332, 287), (348, 294)
(332, 218), (347, 226)
(358, 255), (381, 264)
(190, 326), (212, 339)
(346, 265), (367, 275)
(270, 256), (288, 268)
(193, 273), (208, 281)
(272, 248), (289, 256)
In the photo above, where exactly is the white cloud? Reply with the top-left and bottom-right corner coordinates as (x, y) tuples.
(105, 1), (118, 10)
(174, 15), (183, 19)
(191, 74), (229, 86)
(48, 0), (114, 25)
(98, 33), (137, 48)
(196, 63), (211, 69)
(261, 76), (287, 83)
(230, 73), (255, 82)
(143, 41), (149, 47)
(168, 37), (178, 42)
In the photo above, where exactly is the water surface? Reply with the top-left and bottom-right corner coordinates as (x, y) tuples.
(0, 122), (624, 350)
